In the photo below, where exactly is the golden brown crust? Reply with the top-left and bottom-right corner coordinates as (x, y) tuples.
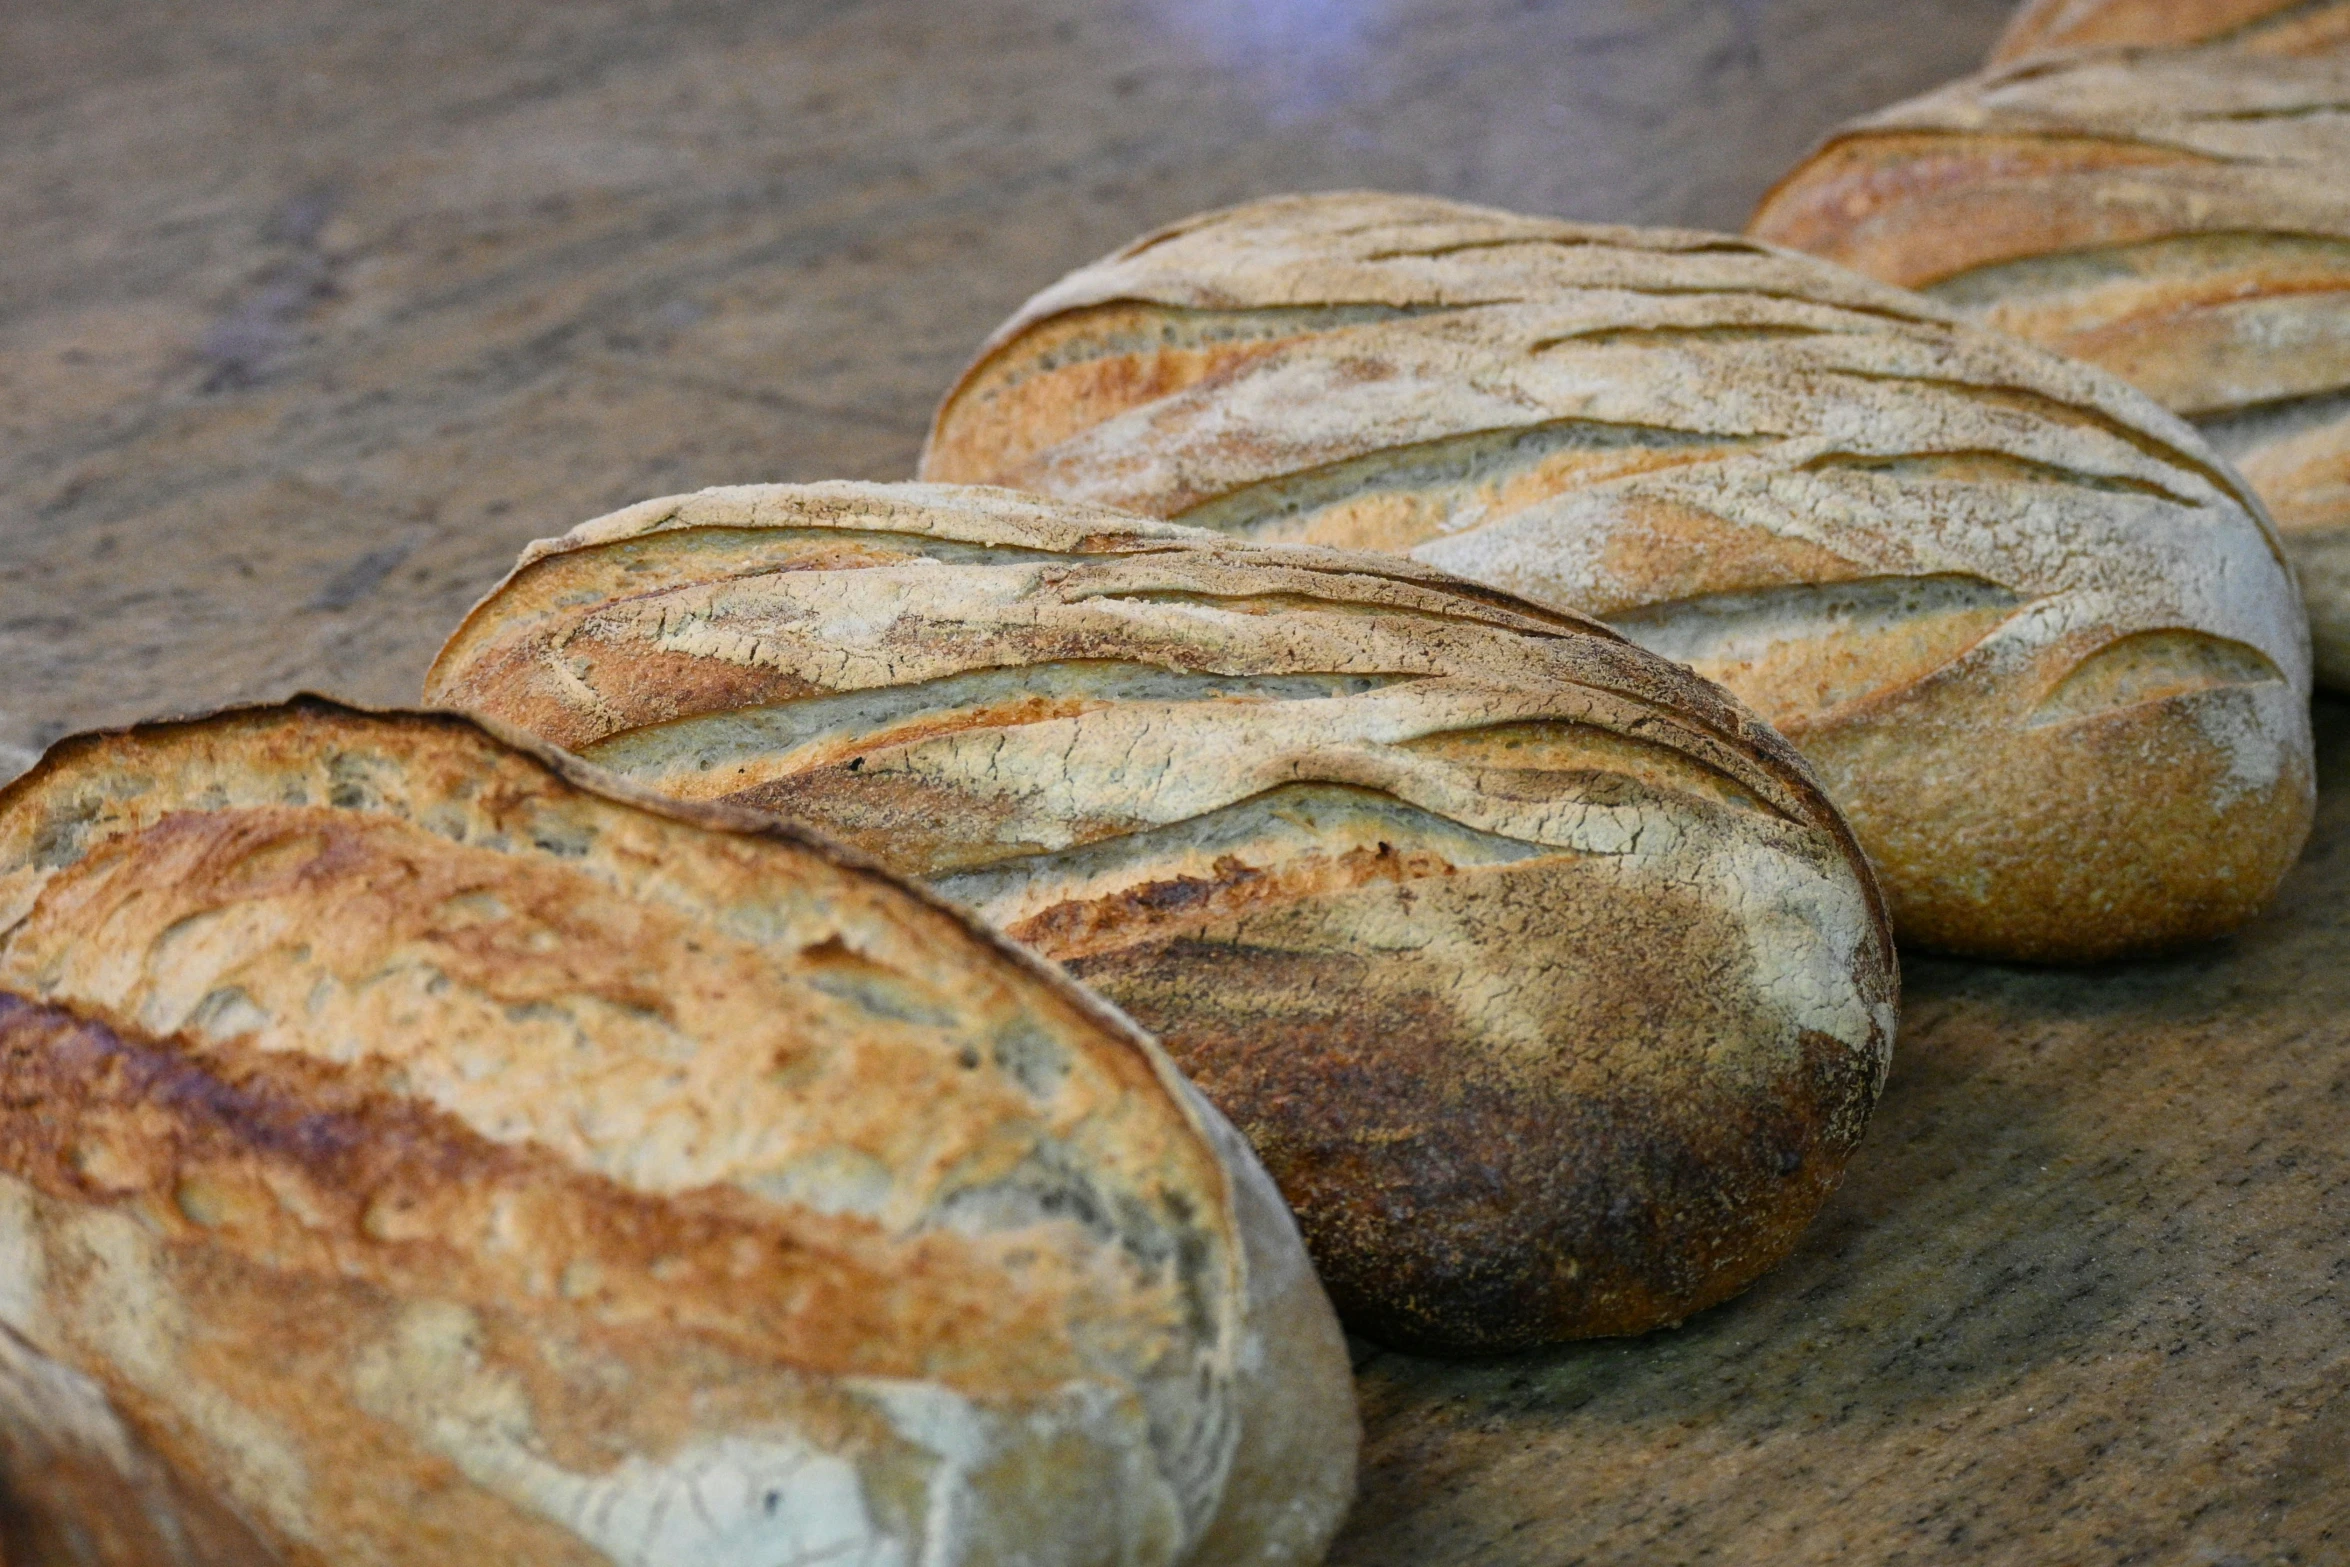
(918, 192), (2315, 956)
(0, 697), (1356, 1566)
(428, 482), (1899, 1352)
(1748, 54), (2350, 301)
(1989, 0), (2350, 63)
(1750, 54), (2350, 691)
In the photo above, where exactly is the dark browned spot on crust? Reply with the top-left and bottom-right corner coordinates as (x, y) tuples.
(1066, 932), (1884, 1354)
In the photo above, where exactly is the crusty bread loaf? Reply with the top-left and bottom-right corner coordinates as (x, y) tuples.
(917, 192), (2316, 960)
(1989, 0), (2350, 63)
(0, 697), (1356, 1566)
(1750, 51), (2350, 690)
(427, 480), (1900, 1353)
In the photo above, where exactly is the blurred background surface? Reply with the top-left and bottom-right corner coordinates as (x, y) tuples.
(2, 0), (2013, 759)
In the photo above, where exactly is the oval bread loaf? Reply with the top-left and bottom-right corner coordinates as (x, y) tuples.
(0, 697), (1356, 1567)
(1988, 0), (2350, 63)
(427, 480), (1901, 1353)
(916, 190), (2316, 962)
(1751, 50), (2350, 692)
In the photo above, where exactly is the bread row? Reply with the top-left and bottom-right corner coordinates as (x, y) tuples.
(6, 7), (2340, 1555)
(4, 200), (2324, 1567)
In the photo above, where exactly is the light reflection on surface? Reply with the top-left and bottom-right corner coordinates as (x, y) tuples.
(1125, 0), (1978, 231)
(1142, 0), (1398, 123)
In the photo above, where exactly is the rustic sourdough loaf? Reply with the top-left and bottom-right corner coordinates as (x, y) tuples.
(917, 191), (2315, 961)
(427, 480), (1901, 1353)
(0, 697), (1356, 1567)
(1989, 0), (2350, 63)
(1750, 51), (2350, 692)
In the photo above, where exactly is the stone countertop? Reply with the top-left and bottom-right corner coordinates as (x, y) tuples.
(3, 1), (2343, 1561)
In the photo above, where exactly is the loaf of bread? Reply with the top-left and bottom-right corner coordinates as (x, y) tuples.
(1750, 51), (2350, 690)
(916, 192), (2315, 961)
(0, 697), (1356, 1566)
(427, 480), (1900, 1353)
(1989, 0), (2350, 63)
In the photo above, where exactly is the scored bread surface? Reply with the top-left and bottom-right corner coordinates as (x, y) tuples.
(1989, 0), (2350, 62)
(917, 191), (2316, 959)
(0, 697), (1357, 1567)
(429, 480), (1900, 1353)
(1750, 51), (2350, 690)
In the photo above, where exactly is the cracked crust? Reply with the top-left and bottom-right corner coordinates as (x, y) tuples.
(0, 696), (1357, 1566)
(1988, 0), (2350, 63)
(1751, 52), (2350, 690)
(427, 481), (1900, 1352)
(918, 191), (2316, 956)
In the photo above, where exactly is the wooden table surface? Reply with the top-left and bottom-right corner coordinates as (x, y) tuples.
(4, 2), (2345, 1561)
